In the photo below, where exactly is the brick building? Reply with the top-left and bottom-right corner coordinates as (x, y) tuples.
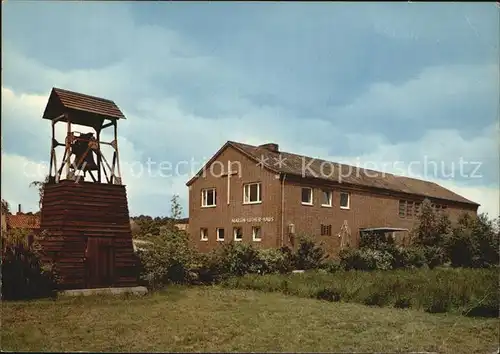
(2, 205), (41, 247)
(186, 141), (479, 255)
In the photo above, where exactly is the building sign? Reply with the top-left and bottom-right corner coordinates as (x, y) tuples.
(232, 216), (274, 223)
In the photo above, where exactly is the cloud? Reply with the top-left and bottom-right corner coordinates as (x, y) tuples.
(1, 2), (498, 221)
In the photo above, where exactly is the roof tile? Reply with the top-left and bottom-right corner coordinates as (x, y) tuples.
(228, 141), (478, 206)
(6, 214), (41, 229)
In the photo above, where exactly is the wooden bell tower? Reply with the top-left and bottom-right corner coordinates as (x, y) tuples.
(39, 87), (138, 290)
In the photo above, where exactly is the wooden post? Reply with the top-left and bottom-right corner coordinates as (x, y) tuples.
(65, 119), (72, 180)
(96, 128), (102, 183)
(49, 120), (55, 181)
(113, 121), (122, 184)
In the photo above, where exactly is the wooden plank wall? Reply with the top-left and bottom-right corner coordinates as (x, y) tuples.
(39, 180), (138, 290)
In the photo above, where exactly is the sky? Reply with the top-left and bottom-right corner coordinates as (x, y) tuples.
(2, 2), (499, 219)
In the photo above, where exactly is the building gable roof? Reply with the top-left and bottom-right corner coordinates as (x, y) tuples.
(186, 140), (479, 207)
(185, 141), (278, 186)
(6, 214), (41, 229)
(42, 87), (126, 122)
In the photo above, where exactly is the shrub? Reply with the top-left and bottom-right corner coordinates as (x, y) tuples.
(320, 259), (342, 273)
(339, 248), (394, 271)
(1, 229), (56, 300)
(190, 251), (223, 284)
(315, 288), (341, 302)
(382, 245), (427, 269)
(422, 246), (446, 269)
(402, 247), (428, 268)
(215, 242), (264, 277)
(445, 213), (499, 268)
(258, 248), (293, 274)
(292, 235), (327, 270)
(359, 231), (395, 249)
(137, 226), (197, 289)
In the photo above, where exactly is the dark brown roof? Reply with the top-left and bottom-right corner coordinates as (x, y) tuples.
(187, 140), (479, 207)
(6, 214), (40, 229)
(42, 87), (125, 121)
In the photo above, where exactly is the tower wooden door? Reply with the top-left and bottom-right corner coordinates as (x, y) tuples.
(86, 237), (115, 288)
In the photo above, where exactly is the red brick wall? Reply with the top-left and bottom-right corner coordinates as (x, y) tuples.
(281, 178), (477, 256)
(188, 146), (282, 252)
(188, 147), (478, 256)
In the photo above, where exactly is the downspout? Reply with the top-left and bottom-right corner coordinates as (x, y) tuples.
(280, 173), (287, 247)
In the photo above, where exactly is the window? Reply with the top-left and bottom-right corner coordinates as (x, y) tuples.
(320, 224), (332, 236)
(252, 226), (262, 241)
(301, 187), (313, 205)
(244, 183), (261, 204)
(400, 200), (421, 219)
(321, 189), (332, 207)
(201, 188), (216, 207)
(200, 228), (208, 241)
(233, 227), (243, 241)
(216, 228), (225, 241)
(399, 200), (406, 217)
(340, 192), (350, 209)
(406, 201), (413, 218)
(415, 202), (421, 216)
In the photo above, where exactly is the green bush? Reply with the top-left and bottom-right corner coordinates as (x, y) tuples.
(216, 242), (263, 277)
(422, 246), (446, 269)
(258, 248), (294, 274)
(402, 247), (428, 268)
(445, 213), (499, 268)
(292, 235), (327, 270)
(339, 248), (394, 271)
(384, 245), (427, 269)
(1, 229), (57, 300)
(137, 226), (197, 289)
(320, 259), (342, 273)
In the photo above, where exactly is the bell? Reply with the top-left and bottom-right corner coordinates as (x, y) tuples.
(71, 133), (99, 171)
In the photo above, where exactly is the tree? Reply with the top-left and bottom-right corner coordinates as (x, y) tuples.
(29, 175), (50, 210)
(412, 198), (450, 247)
(1, 199), (10, 214)
(446, 212), (499, 268)
(170, 194), (182, 220)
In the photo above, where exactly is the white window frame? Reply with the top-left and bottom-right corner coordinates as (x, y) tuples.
(216, 228), (225, 242)
(321, 189), (332, 207)
(201, 188), (216, 208)
(252, 226), (262, 242)
(243, 182), (262, 204)
(301, 187), (313, 205)
(340, 192), (350, 210)
(200, 228), (208, 241)
(233, 227), (243, 242)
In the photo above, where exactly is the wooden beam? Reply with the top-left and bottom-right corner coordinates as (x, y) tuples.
(98, 141), (115, 146)
(101, 160), (111, 184)
(111, 151), (117, 184)
(52, 113), (66, 123)
(57, 149), (68, 181)
(101, 121), (114, 130)
(88, 170), (97, 183)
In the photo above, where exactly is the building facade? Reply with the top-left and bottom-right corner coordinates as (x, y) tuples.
(186, 141), (479, 255)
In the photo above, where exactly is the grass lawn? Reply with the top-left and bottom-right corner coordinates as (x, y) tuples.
(2, 286), (498, 353)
